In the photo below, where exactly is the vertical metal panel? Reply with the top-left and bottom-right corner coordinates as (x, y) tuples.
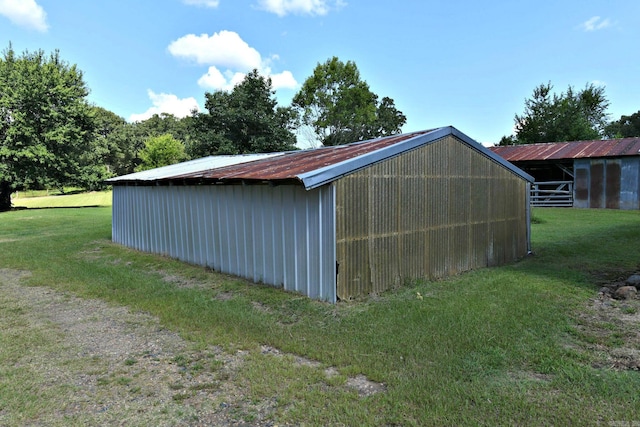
(227, 187), (240, 275)
(217, 187), (230, 272)
(253, 187), (263, 281)
(194, 187), (206, 266)
(605, 160), (621, 209)
(111, 183), (337, 303)
(170, 187), (182, 258)
(620, 158), (640, 210)
(182, 187), (193, 262)
(185, 187), (196, 264)
(281, 188), (295, 291)
(574, 160), (590, 208)
(111, 186), (120, 244)
(134, 186), (144, 250)
(271, 189), (284, 286)
(127, 186), (137, 249)
(149, 189), (159, 254)
(199, 186), (211, 267)
(335, 135), (529, 300)
(176, 188), (185, 256)
(206, 188), (220, 270)
(590, 160), (605, 208)
(239, 187), (251, 279)
(296, 189), (307, 293)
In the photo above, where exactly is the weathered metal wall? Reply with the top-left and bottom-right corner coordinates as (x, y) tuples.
(112, 184), (337, 302)
(334, 136), (529, 299)
(574, 158), (640, 210)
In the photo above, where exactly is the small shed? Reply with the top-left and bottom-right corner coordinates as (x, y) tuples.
(108, 126), (533, 302)
(490, 138), (640, 209)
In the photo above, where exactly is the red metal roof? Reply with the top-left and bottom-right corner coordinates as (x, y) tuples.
(172, 131), (432, 181)
(489, 137), (640, 162)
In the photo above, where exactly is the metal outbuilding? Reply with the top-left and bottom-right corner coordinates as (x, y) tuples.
(108, 126), (534, 302)
(490, 138), (640, 209)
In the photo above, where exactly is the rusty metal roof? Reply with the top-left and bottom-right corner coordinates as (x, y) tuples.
(171, 130), (434, 186)
(489, 137), (640, 162)
(106, 153), (281, 183)
(110, 126), (534, 188)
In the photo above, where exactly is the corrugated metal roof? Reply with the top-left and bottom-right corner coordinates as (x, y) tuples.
(109, 126), (534, 188)
(172, 130), (437, 188)
(489, 137), (640, 162)
(106, 153), (282, 182)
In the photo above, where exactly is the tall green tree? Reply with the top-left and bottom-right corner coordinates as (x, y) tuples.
(135, 134), (186, 171)
(136, 112), (193, 146)
(91, 106), (128, 175)
(605, 110), (640, 138)
(500, 82), (610, 145)
(0, 45), (103, 211)
(188, 70), (298, 158)
(93, 112), (196, 177)
(293, 57), (406, 146)
(128, 113), (193, 173)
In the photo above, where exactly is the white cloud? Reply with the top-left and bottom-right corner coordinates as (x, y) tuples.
(197, 66), (297, 91)
(182, 0), (220, 7)
(581, 16), (611, 32)
(169, 30), (298, 92)
(257, 0), (346, 16)
(197, 66), (227, 90)
(269, 70), (298, 90)
(129, 90), (200, 122)
(168, 31), (262, 69)
(197, 66), (246, 91)
(0, 0), (48, 32)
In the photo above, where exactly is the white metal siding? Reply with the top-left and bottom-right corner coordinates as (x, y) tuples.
(112, 184), (337, 302)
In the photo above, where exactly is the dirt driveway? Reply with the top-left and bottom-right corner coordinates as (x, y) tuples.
(0, 269), (383, 426)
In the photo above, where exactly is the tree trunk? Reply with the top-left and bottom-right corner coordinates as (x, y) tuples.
(0, 181), (12, 212)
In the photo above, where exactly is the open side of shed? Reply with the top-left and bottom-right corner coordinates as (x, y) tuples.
(490, 138), (640, 209)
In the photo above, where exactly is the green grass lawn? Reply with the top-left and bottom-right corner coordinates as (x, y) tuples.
(11, 190), (112, 208)
(1, 205), (639, 425)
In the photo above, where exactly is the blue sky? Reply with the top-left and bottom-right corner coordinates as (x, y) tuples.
(1, 0), (639, 146)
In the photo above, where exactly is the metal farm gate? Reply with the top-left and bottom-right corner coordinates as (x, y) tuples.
(530, 181), (574, 207)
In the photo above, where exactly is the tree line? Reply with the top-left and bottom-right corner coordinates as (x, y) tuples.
(0, 46), (406, 211)
(2, 44), (639, 211)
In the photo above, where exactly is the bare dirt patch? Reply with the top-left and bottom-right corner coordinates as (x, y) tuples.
(0, 268), (384, 426)
(259, 345), (386, 396)
(573, 271), (640, 371)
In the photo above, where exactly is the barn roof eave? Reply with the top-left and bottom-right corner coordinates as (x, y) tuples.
(448, 127), (535, 183)
(105, 153), (284, 184)
(298, 126), (534, 189)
